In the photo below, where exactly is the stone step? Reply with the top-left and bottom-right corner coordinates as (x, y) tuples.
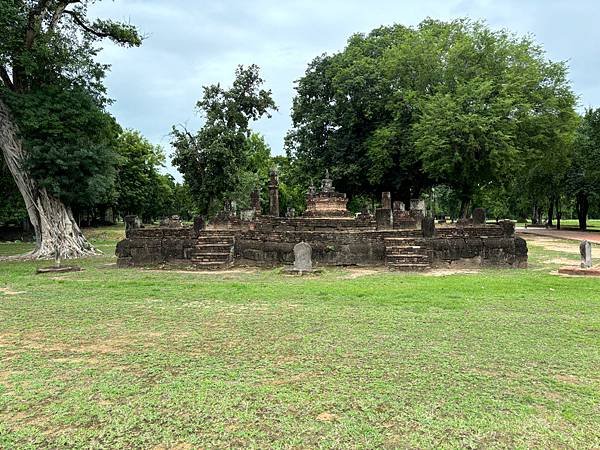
(193, 247), (232, 254)
(197, 231), (235, 235)
(386, 253), (430, 260)
(195, 241), (233, 247)
(385, 246), (427, 253)
(191, 261), (231, 269)
(191, 252), (231, 259)
(384, 240), (426, 247)
(191, 259), (230, 264)
(197, 236), (234, 242)
(387, 263), (431, 272)
(190, 254), (231, 261)
(386, 256), (431, 264)
(384, 236), (425, 242)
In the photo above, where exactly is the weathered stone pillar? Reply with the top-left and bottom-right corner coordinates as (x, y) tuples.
(410, 199), (425, 211)
(499, 220), (515, 237)
(193, 216), (205, 236)
(251, 189), (261, 215)
(268, 169), (280, 217)
(580, 240), (592, 268)
(473, 208), (486, 225)
(382, 192), (392, 210)
(422, 216), (435, 237)
(124, 215), (141, 232)
(376, 208), (393, 230)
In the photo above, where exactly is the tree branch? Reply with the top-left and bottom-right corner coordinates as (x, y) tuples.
(49, 1), (82, 31)
(0, 66), (14, 91)
(63, 9), (143, 46)
(25, 0), (53, 48)
(63, 10), (111, 39)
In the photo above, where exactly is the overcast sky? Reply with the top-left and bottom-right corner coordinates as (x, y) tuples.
(89, 0), (600, 181)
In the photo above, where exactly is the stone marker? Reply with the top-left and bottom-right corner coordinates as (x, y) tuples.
(580, 240), (592, 268)
(393, 201), (405, 212)
(268, 169), (280, 217)
(124, 215), (141, 231)
(293, 242), (312, 272)
(410, 199), (425, 212)
(376, 208), (393, 230)
(250, 189), (261, 213)
(422, 216), (435, 238)
(382, 192), (392, 210)
(499, 220), (515, 237)
(473, 208), (486, 225)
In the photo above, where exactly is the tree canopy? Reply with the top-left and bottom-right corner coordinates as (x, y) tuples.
(286, 19), (578, 216)
(171, 64), (277, 215)
(113, 130), (168, 221)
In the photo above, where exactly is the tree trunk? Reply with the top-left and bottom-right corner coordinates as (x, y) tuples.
(576, 192), (589, 231)
(555, 196), (561, 230)
(532, 202), (540, 225)
(0, 98), (99, 259)
(547, 196), (554, 227)
(459, 197), (471, 219)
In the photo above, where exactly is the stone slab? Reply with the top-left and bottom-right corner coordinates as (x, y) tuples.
(37, 266), (83, 274)
(558, 266), (600, 277)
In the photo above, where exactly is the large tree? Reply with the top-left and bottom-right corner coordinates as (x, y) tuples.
(287, 20), (577, 214)
(566, 109), (600, 230)
(171, 65), (276, 216)
(413, 21), (577, 216)
(0, 0), (141, 258)
(114, 129), (167, 221)
(285, 29), (422, 204)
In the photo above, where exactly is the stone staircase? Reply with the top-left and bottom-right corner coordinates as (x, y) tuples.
(384, 236), (432, 272)
(190, 231), (235, 269)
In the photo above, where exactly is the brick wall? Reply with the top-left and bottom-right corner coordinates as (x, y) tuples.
(115, 222), (527, 269)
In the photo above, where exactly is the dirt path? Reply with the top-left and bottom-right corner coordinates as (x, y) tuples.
(518, 228), (600, 244)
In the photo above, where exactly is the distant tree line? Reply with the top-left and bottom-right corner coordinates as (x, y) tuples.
(0, 127), (196, 229)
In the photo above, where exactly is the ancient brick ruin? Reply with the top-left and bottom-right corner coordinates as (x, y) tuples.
(116, 171), (528, 271)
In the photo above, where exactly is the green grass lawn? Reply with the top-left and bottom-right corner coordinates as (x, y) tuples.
(515, 219), (600, 231)
(558, 219), (600, 231)
(1, 230), (599, 448)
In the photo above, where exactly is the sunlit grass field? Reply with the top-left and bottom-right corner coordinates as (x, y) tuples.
(559, 219), (600, 231)
(1, 228), (599, 448)
(515, 219), (600, 231)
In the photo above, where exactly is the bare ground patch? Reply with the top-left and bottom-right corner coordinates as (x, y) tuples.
(339, 268), (385, 279)
(546, 258), (578, 266)
(143, 268), (258, 276)
(525, 236), (581, 254)
(555, 374), (584, 385)
(424, 269), (481, 277)
(0, 287), (26, 296)
(0, 331), (164, 355)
